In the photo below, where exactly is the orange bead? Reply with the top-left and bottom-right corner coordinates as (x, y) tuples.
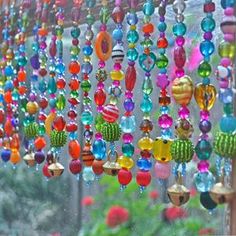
(4, 91), (12, 104)
(10, 134), (20, 150)
(4, 119), (13, 137)
(10, 150), (21, 165)
(92, 159), (105, 175)
(68, 61), (81, 74)
(18, 70), (26, 82)
(68, 140), (81, 159)
(34, 137), (47, 150)
(18, 86), (27, 95)
(144, 48), (150, 55)
(38, 28), (48, 37)
(142, 23), (154, 34)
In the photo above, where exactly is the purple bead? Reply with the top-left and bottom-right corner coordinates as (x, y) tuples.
(199, 120), (211, 133)
(200, 110), (210, 120)
(175, 68), (185, 77)
(35, 151), (45, 164)
(95, 132), (102, 140)
(197, 160), (209, 172)
(100, 24), (107, 31)
(114, 63), (121, 70)
(29, 92), (37, 101)
(97, 106), (103, 113)
(71, 7), (81, 22)
(204, 32), (213, 40)
(122, 133), (134, 143)
(124, 98), (135, 112)
(176, 36), (185, 46)
(127, 0), (138, 9)
(158, 114), (173, 129)
(30, 54), (40, 70)
(156, 73), (169, 89)
(178, 106), (190, 119)
(40, 41), (47, 50)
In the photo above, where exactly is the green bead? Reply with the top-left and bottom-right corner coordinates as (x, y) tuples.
(198, 61), (211, 78)
(71, 26), (80, 38)
(218, 41), (236, 60)
(21, 98), (28, 112)
(95, 114), (105, 132)
(81, 111), (93, 125)
(156, 54), (168, 69)
(38, 125), (46, 135)
(70, 90), (79, 98)
(81, 80), (91, 92)
(195, 139), (212, 160)
(18, 56), (27, 66)
(86, 14), (95, 25)
(127, 30), (139, 44)
(141, 38), (153, 48)
(56, 94), (66, 111)
(109, 96), (118, 105)
(48, 78), (57, 94)
(99, 7), (110, 24)
(224, 103), (233, 115)
(50, 130), (67, 148)
(24, 122), (39, 139)
(171, 139), (194, 163)
(214, 132), (236, 159)
(127, 48), (138, 61)
(70, 45), (80, 56)
(12, 90), (19, 101)
(101, 122), (121, 142)
(143, 15), (151, 24)
(55, 25), (64, 36)
(122, 143), (134, 157)
(83, 96), (92, 105)
(142, 77), (153, 95)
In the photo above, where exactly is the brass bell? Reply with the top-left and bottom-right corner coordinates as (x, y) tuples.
(48, 162), (64, 177)
(167, 173), (190, 206)
(23, 153), (36, 167)
(210, 175), (236, 204)
(103, 150), (121, 176)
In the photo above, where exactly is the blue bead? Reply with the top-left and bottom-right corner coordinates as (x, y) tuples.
(92, 139), (106, 160)
(1, 149), (11, 162)
(83, 45), (93, 56)
(142, 1), (155, 16)
(4, 81), (14, 91)
(203, 77), (210, 85)
(112, 28), (123, 41)
(56, 63), (65, 74)
(161, 106), (169, 114)
(0, 94), (3, 103)
(200, 41), (215, 57)
(38, 80), (47, 93)
(219, 88), (233, 104)
(124, 98), (135, 112)
(127, 48), (138, 61)
(69, 132), (77, 140)
(201, 17), (215, 32)
(194, 171), (215, 192)
(82, 62), (93, 74)
(140, 97), (152, 113)
(31, 75), (38, 82)
(81, 111), (93, 125)
(220, 116), (236, 133)
(127, 30), (139, 44)
(137, 158), (152, 171)
(221, 0), (235, 8)
(158, 22), (167, 32)
(173, 23), (186, 36)
(49, 98), (57, 108)
(82, 166), (95, 182)
(120, 115), (136, 133)
(4, 65), (14, 77)
(127, 12), (138, 25)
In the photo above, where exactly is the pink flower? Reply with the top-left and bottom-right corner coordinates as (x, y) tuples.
(198, 228), (214, 235)
(106, 205), (129, 228)
(164, 206), (188, 221)
(81, 196), (94, 207)
(149, 190), (159, 200)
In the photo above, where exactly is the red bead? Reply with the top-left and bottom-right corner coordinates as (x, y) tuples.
(38, 113), (47, 121)
(140, 150), (152, 158)
(69, 159), (82, 175)
(39, 68), (47, 77)
(111, 6), (125, 23)
(57, 78), (66, 89)
(68, 98), (79, 105)
(13, 78), (19, 87)
(92, 159), (105, 175)
(102, 104), (119, 123)
(157, 37), (168, 48)
(0, 109), (4, 123)
(125, 65), (136, 91)
(66, 123), (78, 132)
(118, 169), (132, 186)
(174, 46), (186, 69)
(68, 140), (81, 159)
(38, 97), (48, 109)
(69, 61), (81, 74)
(94, 89), (106, 106)
(72, 38), (79, 46)
(68, 110), (77, 119)
(136, 171), (151, 187)
(69, 79), (80, 90)
(53, 115), (66, 131)
(204, 2), (215, 13)
(42, 163), (52, 178)
(4, 119), (13, 137)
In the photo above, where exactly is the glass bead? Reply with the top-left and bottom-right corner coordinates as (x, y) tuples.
(122, 143), (134, 157)
(142, 0), (155, 16)
(118, 156), (134, 169)
(195, 139), (212, 160)
(18, 56), (27, 66)
(172, 22), (186, 36)
(139, 52), (156, 72)
(56, 94), (66, 111)
(92, 139), (106, 160)
(140, 96), (152, 113)
(198, 61), (211, 78)
(158, 22), (167, 32)
(221, 0), (235, 8)
(137, 158), (152, 171)
(197, 160), (210, 172)
(56, 63), (65, 74)
(201, 17), (215, 32)
(127, 48), (138, 61)
(81, 62), (93, 74)
(99, 7), (109, 24)
(138, 137), (153, 151)
(220, 116), (236, 133)
(71, 26), (80, 38)
(120, 115), (136, 133)
(194, 171), (215, 192)
(200, 40), (215, 57)
(158, 114), (173, 129)
(142, 77), (153, 95)
(224, 103), (233, 115)
(95, 114), (105, 132)
(127, 30), (139, 44)
(70, 45), (80, 56)
(83, 45), (93, 56)
(124, 98), (135, 112)
(38, 125), (46, 135)
(81, 80), (91, 92)
(112, 28), (123, 41)
(199, 120), (211, 133)
(83, 166), (95, 182)
(156, 54), (168, 69)
(219, 88), (233, 104)
(127, 12), (138, 25)
(81, 111), (93, 125)
(49, 98), (56, 108)
(218, 41), (235, 60)
(173, 1), (186, 14)
(123, 133), (134, 143)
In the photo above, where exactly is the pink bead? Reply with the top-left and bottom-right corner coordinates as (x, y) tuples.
(200, 110), (209, 120)
(204, 2), (215, 13)
(97, 82), (104, 89)
(125, 91), (133, 98)
(156, 73), (169, 89)
(199, 133), (209, 140)
(197, 160), (209, 172)
(178, 106), (190, 119)
(95, 133), (102, 140)
(115, 0), (122, 6)
(113, 80), (120, 86)
(224, 34), (235, 42)
(123, 133), (134, 143)
(220, 58), (231, 67)
(175, 68), (185, 78)
(224, 7), (234, 16)
(98, 60), (105, 68)
(114, 63), (121, 71)
(154, 162), (171, 180)
(97, 106), (103, 113)
(176, 36), (185, 46)
(100, 24), (107, 31)
(158, 114), (173, 129)
(174, 46), (186, 68)
(219, 79), (229, 88)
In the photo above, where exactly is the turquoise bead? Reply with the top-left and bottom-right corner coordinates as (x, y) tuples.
(92, 139), (106, 160)
(173, 23), (186, 36)
(201, 17), (215, 32)
(195, 139), (212, 160)
(71, 27), (80, 38)
(48, 78), (57, 94)
(221, 0), (235, 8)
(81, 111), (93, 125)
(56, 63), (65, 74)
(220, 116), (236, 133)
(200, 40), (215, 57)
(18, 56), (27, 66)
(140, 96), (152, 113)
(49, 98), (56, 108)
(194, 171), (215, 192)
(38, 80), (47, 93)
(142, 0), (155, 16)
(127, 48), (138, 61)
(82, 167), (95, 182)
(158, 22), (167, 32)
(127, 30), (139, 44)
(122, 143), (134, 157)
(120, 115), (136, 133)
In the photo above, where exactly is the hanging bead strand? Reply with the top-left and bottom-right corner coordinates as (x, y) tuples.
(153, 0), (173, 182)
(193, 0), (217, 208)
(118, 0), (139, 189)
(67, 0), (83, 179)
(101, 0), (125, 177)
(48, 0), (67, 177)
(136, 0), (156, 192)
(167, 0), (194, 206)
(92, 0), (112, 178)
(81, 0), (96, 184)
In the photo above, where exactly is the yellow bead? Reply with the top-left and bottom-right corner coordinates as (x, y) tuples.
(110, 70), (124, 81)
(118, 156), (134, 170)
(26, 101), (39, 115)
(153, 137), (173, 162)
(138, 137), (154, 151)
(130, 25), (136, 30)
(129, 43), (135, 48)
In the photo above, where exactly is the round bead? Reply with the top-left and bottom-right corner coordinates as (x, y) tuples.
(194, 171), (215, 192)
